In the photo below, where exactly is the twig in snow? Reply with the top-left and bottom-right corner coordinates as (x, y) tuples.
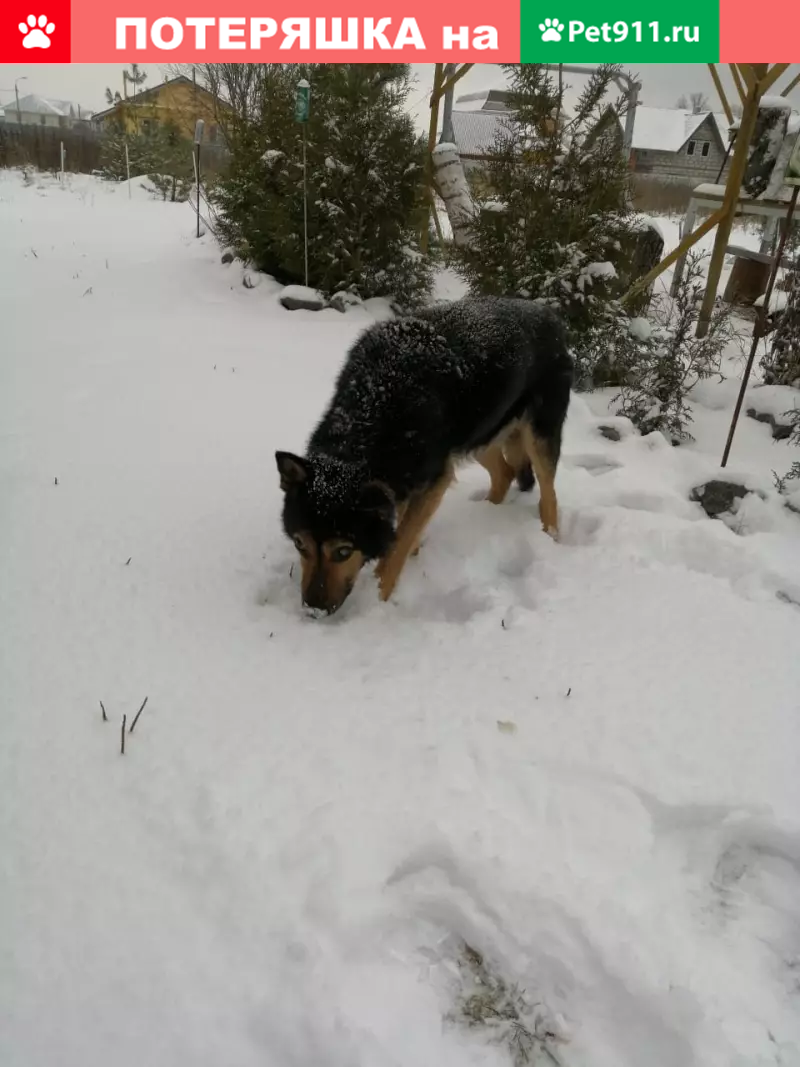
(565, 687), (572, 697)
(129, 696), (148, 734)
(31, 248), (38, 258)
(100, 700), (108, 722)
(54, 477), (58, 486)
(501, 618), (507, 629)
(125, 557), (132, 566)
(120, 715), (127, 754)
(289, 563), (294, 579)
(82, 287), (93, 297)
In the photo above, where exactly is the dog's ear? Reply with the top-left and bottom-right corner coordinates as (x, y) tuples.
(276, 451), (310, 492)
(359, 480), (395, 522)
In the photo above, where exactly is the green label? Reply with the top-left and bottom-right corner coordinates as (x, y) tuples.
(295, 85), (310, 123)
(521, 0), (719, 61)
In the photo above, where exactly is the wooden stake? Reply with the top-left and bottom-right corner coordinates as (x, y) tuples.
(100, 700), (108, 722)
(708, 64), (733, 126)
(438, 63), (474, 98)
(729, 63), (746, 103)
(721, 185), (799, 468)
(120, 715), (127, 754)
(760, 63), (790, 94)
(781, 70), (800, 97)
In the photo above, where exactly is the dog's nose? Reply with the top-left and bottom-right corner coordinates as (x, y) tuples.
(302, 582), (334, 615)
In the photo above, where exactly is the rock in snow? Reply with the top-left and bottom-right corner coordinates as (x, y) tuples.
(279, 285), (326, 311)
(329, 290), (362, 314)
(690, 479), (751, 518)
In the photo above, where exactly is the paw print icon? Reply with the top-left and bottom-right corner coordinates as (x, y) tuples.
(19, 14), (55, 48)
(539, 17), (565, 41)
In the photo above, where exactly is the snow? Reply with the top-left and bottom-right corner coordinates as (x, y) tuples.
(2, 171), (800, 1067)
(754, 290), (789, 314)
(279, 284), (326, 310)
(629, 316), (653, 341)
(584, 261), (617, 280)
(760, 95), (794, 112)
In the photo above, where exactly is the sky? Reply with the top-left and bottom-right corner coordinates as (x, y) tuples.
(1, 62), (798, 127)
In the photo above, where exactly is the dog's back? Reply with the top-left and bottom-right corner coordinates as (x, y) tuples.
(309, 296), (573, 498)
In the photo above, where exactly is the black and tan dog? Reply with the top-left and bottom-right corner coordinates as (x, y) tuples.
(277, 296), (573, 614)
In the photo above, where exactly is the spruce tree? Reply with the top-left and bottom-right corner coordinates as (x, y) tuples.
(211, 64), (432, 305)
(455, 63), (635, 378)
(761, 249), (800, 387)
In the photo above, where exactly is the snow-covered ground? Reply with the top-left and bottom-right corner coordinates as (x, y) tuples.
(2, 171), (800, 1067)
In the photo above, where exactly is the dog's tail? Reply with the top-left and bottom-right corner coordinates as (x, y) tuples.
(515, 461), (535, 493)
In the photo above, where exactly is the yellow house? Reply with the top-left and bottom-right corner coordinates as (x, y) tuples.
(92, 74), (229, 145)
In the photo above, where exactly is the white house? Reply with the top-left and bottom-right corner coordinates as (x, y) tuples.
(448, 88), (735, 186)
(0, 94), (93, 128)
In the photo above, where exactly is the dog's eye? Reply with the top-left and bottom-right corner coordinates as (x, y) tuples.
(331, 545), (353, 563)
(293, 536), (308, 555)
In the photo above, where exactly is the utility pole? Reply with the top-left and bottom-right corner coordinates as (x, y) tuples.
(15, 76), (28, 126)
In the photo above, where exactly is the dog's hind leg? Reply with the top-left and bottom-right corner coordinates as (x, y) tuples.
(520, 424), (560, 537)
(476, 443), (515, 505)
(503, 429), (535, 493)
(375, 465), (453, 601)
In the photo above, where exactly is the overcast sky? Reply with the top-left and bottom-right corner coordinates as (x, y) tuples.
(1, 63), (798, 126)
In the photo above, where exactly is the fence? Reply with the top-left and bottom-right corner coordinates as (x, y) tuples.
(0, 122), (231, 177)
(0, 123), (103, 173)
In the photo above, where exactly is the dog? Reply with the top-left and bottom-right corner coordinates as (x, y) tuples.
(276, 296), (573, 614)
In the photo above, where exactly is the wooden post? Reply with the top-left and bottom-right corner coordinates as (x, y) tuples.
(782, 69), (800, 97)
(695, 69), (762, 337)
(708, 63), (733, 126)
(729, 63), (746, 103)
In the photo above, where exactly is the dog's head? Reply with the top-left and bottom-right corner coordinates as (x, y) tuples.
(276, 450), (396, 614)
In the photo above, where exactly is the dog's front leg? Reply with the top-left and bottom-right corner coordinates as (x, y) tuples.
(375, 469), (453, 601)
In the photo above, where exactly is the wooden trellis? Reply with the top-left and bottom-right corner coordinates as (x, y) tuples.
(622, 63), (797, 337)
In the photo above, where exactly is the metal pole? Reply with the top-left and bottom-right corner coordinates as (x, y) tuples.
(196, 142), (201, 237)
(439, 64), (457, 145)
(420, 63), (444, 255)
(720, 184), (799, 468)
(193, 119), (204, 238)
(303, 125), (309, 288)
(15, 81), (23, 126)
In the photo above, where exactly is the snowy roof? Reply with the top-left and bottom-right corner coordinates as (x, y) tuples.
(628, 107), (727, 151)
(450, 110), (513, 157)
(454, 89), (512, 112)
(0, 94), (92, 119)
